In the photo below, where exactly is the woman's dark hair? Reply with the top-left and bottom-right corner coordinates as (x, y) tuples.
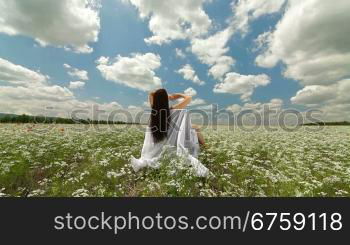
(150, 89), (171, 143)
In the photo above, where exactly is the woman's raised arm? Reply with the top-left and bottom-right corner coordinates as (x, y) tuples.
(169, 93), (192, 109)
(148, 91), (155, 107)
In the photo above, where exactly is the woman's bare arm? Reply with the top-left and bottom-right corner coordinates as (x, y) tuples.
(149, 92), (155, 107)
(169, 93), (192, 109)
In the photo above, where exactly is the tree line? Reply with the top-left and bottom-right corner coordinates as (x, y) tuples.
(303, 121), (350, 126)
(0, 114), (137, 125)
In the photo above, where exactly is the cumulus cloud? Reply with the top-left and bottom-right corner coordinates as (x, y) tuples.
(190, 0), (285, 80)
(123, 0), (212, 45)
(316, 104), (350, 122)
(175, 87), (205, 107)
(190, 98), (207, 106)
(175, 48), (186, 59)
(268, 98), (284, 110)
(142, 101), (150, 108)
(225, 98), (284, 125)
(191, 28), (235, 80)
(226, 104), (242, 113)
(127, 105), (143, 111)
(69, 81), (86, 90)
(232, 0), (286, 35)
(184, 87), (197, 97)
(0, 57), (122, 118)
(64, 64), (89, 81)
(291, 79), (350, 106)
(227, 101), (282, 113)
(0, 85), (74, 102)
(255, 0), (350, 120)
(191, 28), (233, 65)
(0, 88), (122, 120)
(227, 98), (284, 116)
(177, 64), (205, 85)
(0, 58), (49, 86)
(208, 56), (235, 81)
(0, 57), (75, 115)
(169, 87), (206, 108)
(214, 72), (271, 102)
(96, 53), (162, 91)
(0, 0), (101, 53)
(255, 0), (350, 85)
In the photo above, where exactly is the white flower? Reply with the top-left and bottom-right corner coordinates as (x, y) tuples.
(27, 189), (46, 197)
(72, 188), (89, 197)
(98, 159), (110, 167)
(0, 188), (7, 197)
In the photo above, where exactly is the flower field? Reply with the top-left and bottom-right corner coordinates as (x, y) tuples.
(0, 124), (349, 197)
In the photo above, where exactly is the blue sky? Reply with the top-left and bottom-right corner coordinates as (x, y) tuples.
(0, 0), (349, 121)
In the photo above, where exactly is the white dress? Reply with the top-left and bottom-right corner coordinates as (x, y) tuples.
(131, 109), (209, 177)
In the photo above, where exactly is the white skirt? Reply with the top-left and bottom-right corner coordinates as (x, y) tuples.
(131, 109), (209, 177)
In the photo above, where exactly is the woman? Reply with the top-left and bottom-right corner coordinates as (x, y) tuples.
(149, 88), (205, 145)
(131, 88), (209, 177)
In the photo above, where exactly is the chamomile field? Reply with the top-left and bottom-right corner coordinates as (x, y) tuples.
(0, 124), (349, 197)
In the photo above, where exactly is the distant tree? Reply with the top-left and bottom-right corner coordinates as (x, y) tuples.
(0, 113), (141, 125)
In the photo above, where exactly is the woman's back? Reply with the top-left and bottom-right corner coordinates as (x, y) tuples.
(132, 109), (208, 177)
(131, 89), (208, 177)
(143, 109), (199, 157)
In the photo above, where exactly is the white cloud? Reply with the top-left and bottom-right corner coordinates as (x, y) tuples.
(0, 85), (74, 102)
(0, 58), (48, 86)
(0, 57), (123, 119)
(253, 31), (271, 52)
(96, 53), (162, 91)
(64, 64), (89, 81)
(128, 105), (143, 111)
(182, 87), (208, 107)
(184, 87), (197, 97)
(226, 104), (241, 113)
(171, 87), (206, 108)
(190, 0), (285, 80)
(291, 86), (335, 106)
(268, 98), (284, 110)
(177, 64), (205, 85)
(0, 88), (123, 120)
(123, 0), (212, 45)
(255, 0), (350, 85)
(226, 99), (284, 114)
(175, 48), (186, 59)
(190, 98), (206, 106)
(208, 56), (235, 81)
(191, 27), (235, 80)
(291, 79), (350, 106)
(232, 0), (286, 35)
(0, 57), (75, 115)
(96, 56), (109, 65)
(255, 0), (350, 120)
(225, 99), (284, 125)
(69, 81), (86, 90)
(196, 104), (215, 110)
(171, 87), (206, 107)
(316, 104), (350, 122)
(0, 0), (101, 53)
(142, 101), (150, 108)
(214, 72), (271, 102)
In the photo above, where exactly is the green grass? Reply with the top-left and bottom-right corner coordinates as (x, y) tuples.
(0, 124), (349, 197)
